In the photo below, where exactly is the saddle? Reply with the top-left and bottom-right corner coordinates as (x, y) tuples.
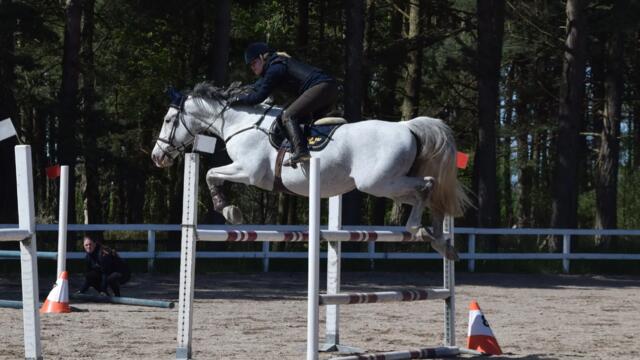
(268, 117), (346, 151)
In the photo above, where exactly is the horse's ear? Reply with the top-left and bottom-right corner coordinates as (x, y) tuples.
(166, 85), (184, 107)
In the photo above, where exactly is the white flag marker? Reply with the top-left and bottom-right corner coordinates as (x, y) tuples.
(0, 118), (18, 142)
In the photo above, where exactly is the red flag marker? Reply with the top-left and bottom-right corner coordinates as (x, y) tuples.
(46, 164), (61, 179)
(456, 152), (469, 169)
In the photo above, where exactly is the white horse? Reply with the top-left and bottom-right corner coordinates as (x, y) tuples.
(152, 83), (469, 260)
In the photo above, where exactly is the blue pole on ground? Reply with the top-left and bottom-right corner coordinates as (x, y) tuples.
(70, 293), (174, 309)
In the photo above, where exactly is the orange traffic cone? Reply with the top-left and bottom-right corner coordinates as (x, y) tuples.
(40, 271), (71, 313)
(467, 300), (502, 355)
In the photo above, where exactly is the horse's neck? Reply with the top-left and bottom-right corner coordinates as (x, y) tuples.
(213, 106), (278, 140)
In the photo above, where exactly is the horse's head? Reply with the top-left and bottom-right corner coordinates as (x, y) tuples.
(152, 88), (197, 167)
(152, 84), (229, 167)
(151, 82), (256, 167)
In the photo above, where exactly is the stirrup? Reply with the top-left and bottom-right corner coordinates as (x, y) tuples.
(283, 152), (311, 168)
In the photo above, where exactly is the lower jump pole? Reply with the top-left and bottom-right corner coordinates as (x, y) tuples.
(0, 250), (58, 260)
(70, 293), (174, 309)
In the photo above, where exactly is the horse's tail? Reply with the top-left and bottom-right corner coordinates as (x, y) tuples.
(403, 116), (470, 217)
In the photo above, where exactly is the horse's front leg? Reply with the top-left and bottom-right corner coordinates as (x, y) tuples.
(205, 163), (252, 224)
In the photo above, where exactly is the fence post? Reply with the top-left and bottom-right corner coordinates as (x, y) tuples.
(562, 234), (571, 273)
(176, 153), (199, 360)
(307, 158), (320, 360)
(443, 215), (455, 347)
(57, 165), (69, 277)
(16, 145), (42, 360)
(262, 242), (270, 272)
(147, 230), (156, 273)
(468, 233), (476, 272)
(368, 242), (375, 270)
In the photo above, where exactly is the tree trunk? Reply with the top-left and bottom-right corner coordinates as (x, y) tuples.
(399, 0), (423, 119)
(81, 0), (101, 226)
(59, 0), (82, 225)
(391, 0), (424, 226)
(635, 103), (640, 170)
(297, 0), (309, 56)
(210, 0), (230, 86)
(595, 1), (626, 247)
(372, 1), (403, 226)
(342, 0), (365, 225)
(501, 63), (515, 226)
(513, 60), (533, 227)
(550, 0), (587, 250)
(0, 0), (18, 223)
(474, 0), (504, 252)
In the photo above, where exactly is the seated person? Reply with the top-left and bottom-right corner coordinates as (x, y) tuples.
(78, 236), (131, 297)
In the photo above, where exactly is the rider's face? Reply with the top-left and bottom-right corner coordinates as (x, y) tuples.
(250, 56), (264, 76)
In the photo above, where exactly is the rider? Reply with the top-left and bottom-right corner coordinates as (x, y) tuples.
(230, 42), (338, 166)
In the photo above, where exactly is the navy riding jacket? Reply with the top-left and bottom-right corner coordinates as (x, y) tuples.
(235, 54), (334, 106)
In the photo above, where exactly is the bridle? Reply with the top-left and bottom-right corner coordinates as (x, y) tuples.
(155, 94), (273, 159)
(155, 96), (230, 159)
(155, 98), (195, 159)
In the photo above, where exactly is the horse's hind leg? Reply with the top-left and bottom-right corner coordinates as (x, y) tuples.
(356, 175), (435, 203)
(416, 211), (458, 261)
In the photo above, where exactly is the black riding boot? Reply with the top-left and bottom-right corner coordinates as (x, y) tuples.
(283, 119), (310, 166)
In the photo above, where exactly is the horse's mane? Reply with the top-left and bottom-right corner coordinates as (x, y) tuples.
(190, 81), (252, 102)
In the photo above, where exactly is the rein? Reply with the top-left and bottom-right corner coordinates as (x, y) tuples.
(223, 103), (275, 144)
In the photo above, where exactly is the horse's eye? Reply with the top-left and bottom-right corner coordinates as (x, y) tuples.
(165, 117), (172, 123)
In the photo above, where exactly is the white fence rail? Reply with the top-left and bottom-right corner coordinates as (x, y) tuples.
(1, 224), (639, 273)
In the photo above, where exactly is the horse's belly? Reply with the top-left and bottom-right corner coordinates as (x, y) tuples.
(280, 163), (355, 197)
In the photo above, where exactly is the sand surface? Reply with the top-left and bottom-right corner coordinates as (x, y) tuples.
(1, 272), (639, 359)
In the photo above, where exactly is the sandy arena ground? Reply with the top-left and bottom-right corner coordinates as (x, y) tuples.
(1, 272), (639, 359)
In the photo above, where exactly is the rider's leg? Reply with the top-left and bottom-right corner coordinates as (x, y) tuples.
(281, 113), (310, 165)
(282, 82), (338, 166)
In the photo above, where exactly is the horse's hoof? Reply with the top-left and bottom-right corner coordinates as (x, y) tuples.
(430, 241), (458, 260)
(419, 177), (435, 196)
(222, 205), (244, 224)
(411, 227), (458, 260)
(407, 225), (422, 235)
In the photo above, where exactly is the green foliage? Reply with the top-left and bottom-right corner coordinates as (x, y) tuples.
(1, 1), (640, 275)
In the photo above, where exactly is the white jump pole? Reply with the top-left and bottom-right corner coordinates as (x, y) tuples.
(176, 153), (199, 360)
(15, 145), (42, 360)
(443, 215), (455, 346)
(307, 157), (321, 360)
(324, 195), (341, 348)
(56, 165), (69, 276)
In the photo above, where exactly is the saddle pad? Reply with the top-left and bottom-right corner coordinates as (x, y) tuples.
(269, 123), (343, 152)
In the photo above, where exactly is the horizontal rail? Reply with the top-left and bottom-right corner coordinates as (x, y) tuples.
(0, 229), (31, 242)
(329, 346), (462, 360)
(196, 229), (414, 242)
(2, 224), (639, 236)
(319, 288), (450, 306)
(2, 251), (638, 261)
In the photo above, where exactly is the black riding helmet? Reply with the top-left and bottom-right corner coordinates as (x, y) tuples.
(244, 42), (273, 64)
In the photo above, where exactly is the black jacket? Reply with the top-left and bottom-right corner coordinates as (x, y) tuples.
(235, 54), (335, 106)
(85, 244), (130, 291)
